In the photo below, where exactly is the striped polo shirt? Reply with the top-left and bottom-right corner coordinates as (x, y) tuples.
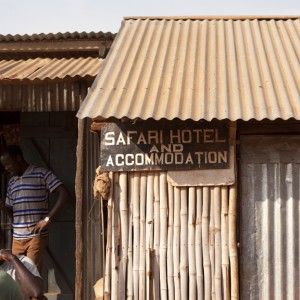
(5, 165), (62, 239)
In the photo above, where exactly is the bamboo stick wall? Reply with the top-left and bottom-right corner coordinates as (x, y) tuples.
(104, 171), (238, 299)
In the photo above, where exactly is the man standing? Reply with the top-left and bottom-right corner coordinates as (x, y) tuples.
(0, 145), (68, 273)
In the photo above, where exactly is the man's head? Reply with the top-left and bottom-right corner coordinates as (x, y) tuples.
(0, 145), (28, 177)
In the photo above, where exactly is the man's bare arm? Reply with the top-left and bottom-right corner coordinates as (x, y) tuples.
(0, 250), (44, 299)
(32, 184), (69, 234)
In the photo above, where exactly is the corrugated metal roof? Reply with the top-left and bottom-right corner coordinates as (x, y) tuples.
(0, 57), (103, 82)
(0, 31), (116, 42)
(77, 16), (300, 121)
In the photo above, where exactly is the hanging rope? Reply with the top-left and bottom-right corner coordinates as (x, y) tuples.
(93, 166), (111, 200)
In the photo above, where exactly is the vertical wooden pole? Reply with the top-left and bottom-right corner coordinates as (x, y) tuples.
(188, 187), (196, 300)
(167, 182), (175, 300)
(173, 187), (181, 300)
(209, 188), (215, 300)
(202, 187), (211, 300)
(146, 173), (154, 300)
(119, 172), (128, 299)
(75, 118), (84, 300)
(127, 174), (134, 299)
(229, 184), (239, 299)
(214, 187), (222, 300)
(196, 187), (204, 300)
(99, 180), (106, 289)
(153, 174), (160, 299)
(159, 172), (168, 300)
(133, 173), (141, 298)
(180, 188), (188, 299)
(221, 186), (230, 300)
(111, 173), (120, 300)
(104, 172), (114, 299)
(139, 173), (147, 300)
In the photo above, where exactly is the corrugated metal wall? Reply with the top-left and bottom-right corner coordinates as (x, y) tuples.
(81, 118), (102, 300)
(240, 135), (300, 299)
(0, 81), (91, 112)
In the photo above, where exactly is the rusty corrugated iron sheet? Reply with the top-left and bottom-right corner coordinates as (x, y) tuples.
(81, 118), (103, 300)
(0, 81), (91, 112)
(240, 135), (300, 299)
(0, 57), (102, 82)
(77, 16), (300, 121)
(0, 31), (116, 42)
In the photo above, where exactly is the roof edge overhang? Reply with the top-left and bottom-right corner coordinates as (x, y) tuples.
(88, 116), (300, 123)
(0, 75), (95, 85)
(124, 15), (300, 21)
(88, 117), (300, 133)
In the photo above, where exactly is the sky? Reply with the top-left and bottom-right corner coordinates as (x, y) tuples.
(0, 0), (299, 35)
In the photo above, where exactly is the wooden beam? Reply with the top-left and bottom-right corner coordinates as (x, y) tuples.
(75, 118), (84, 300)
